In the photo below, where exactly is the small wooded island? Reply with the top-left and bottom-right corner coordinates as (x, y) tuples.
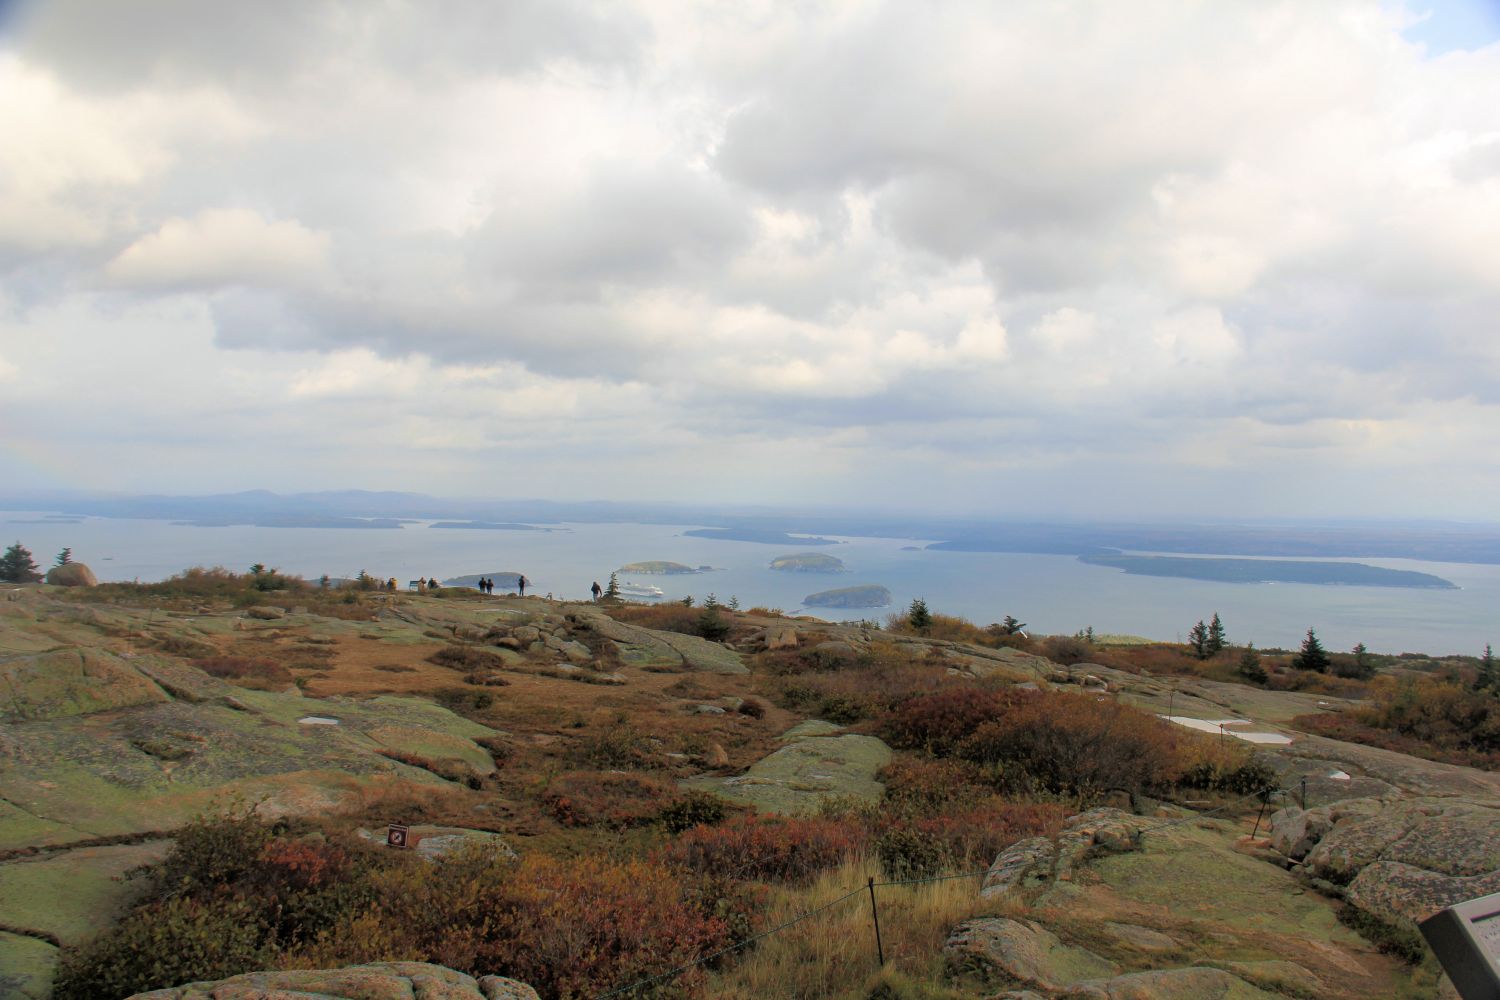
(770, 552), (846, 573)
(803, 584), (892, 608)
(617, 561), (707, 575)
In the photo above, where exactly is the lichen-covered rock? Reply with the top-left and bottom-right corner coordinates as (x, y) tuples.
(126, 961), (539, 1000)
(0, 648), (169, 721)
(945, 917), (1114, 991)
(1346, 859), (1500, 927)
(246, 605), (285, 620)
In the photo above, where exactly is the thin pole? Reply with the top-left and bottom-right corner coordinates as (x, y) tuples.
(1167, 690), (1175, 719)
(866, 876), (885, 967)
(1299, 777), (1307, 811)
(1250, 789), (1270, 838)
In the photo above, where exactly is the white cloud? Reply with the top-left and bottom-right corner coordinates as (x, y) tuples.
(107, 209), (331, 290)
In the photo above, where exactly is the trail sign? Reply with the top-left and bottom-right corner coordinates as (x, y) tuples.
(387, 823), (410, 849)
(1419, 890), (1500, 999)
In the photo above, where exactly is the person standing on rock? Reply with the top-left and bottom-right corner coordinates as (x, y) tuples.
(518, 574), (528, 597)
(591, 580), (603, 601)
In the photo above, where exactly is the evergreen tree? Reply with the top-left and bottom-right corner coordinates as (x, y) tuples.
(1339, 642), (1375, 681)
(0, 542), (42, 583)
(1238, 643), (1267, 684)
(604, 572), (620, 599)
(1477, 644), (1496, 693)
(1206, 613), (1227, 656)
(55, 547), (72, 566)
(728, 595), (740, 611)
(908, 598), (932, 632)
(998, 615), (1027, 635)
(1294, 628), (1331, 673)
(1188, 620), (1209, 659)
(703, 592), (720, 609)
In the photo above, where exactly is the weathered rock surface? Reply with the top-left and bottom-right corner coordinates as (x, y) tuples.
(1270, 797), (1500, 929)
(127, 962), (539, 1000)
(246, 605), (286, 620)
(945, 917), (1114, 991)
(44, 562), (98, 587)
(687, 725), (891, 813)
(1060, 967), (1274, 999)
(1, 648), (169, 721)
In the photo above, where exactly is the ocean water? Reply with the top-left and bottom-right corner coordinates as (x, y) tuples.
(5, 512), (1497, 656)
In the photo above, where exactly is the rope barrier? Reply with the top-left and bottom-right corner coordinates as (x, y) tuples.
(596, 774), (1316, 997)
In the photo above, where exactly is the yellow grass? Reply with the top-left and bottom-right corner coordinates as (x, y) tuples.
(706, 854), (994, 1000)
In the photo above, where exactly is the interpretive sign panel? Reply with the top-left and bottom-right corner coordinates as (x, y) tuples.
(387, 823), (410, 849)
(1419, 890), (1500, 999)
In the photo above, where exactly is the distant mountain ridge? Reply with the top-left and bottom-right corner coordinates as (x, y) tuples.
(5, 489), (1500, 563)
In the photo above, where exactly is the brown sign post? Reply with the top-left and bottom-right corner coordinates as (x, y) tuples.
(387, 823), (410, 849)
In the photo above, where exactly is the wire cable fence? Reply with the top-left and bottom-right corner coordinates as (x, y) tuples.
(595, 775), (1314, 999)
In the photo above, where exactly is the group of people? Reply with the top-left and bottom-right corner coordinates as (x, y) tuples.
(476, 575), (528, 596)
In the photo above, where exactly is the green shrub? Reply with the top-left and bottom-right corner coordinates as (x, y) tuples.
(657, 790), (729, 833)
(52, 897), (267, 1000)
(875, 827), (951, 881)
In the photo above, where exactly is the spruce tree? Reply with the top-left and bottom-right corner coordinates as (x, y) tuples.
(604, 572), (620, 599)
(1206, 613), (1227, 656)
(0, 542), (42, 583)
(1477, 644), (1496, 693)
(1188, 620), (1209, 659)
(1238, 643), (1267, 684)
(999, 615), (1026, 635)
(908, 598), (932, 632)
(1294, 628), (1331, 674)
(55, 547), (72, 566)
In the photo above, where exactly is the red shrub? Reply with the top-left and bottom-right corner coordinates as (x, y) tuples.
(660, 814), (865, 883)
(879, 688), (1025, 756)
(543, 771), (679, 828)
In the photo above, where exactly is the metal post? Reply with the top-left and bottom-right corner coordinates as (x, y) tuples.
(867, 876), (885, 967)
(1299, 777), (1307, 811)
(1251, 789), (1270, 839)
(1167, 690), (1175, 719)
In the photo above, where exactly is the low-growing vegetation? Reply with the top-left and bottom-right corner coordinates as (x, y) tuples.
(1294, 674), (1500, 770)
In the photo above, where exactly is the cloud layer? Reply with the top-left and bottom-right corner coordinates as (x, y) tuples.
(2, 0), (1498, 516)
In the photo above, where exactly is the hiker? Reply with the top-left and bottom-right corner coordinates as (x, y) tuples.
(591, 580), (603, 601)
(517, 574), (528, 597)
(428, 577), (439, 590)
(476, 578), (486, 593)
(486, 577), (494, 594)
(387, 577), (397, 591)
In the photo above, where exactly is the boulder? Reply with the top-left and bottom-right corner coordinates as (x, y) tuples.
(764, 626), (799, 650)
(982, 836), (1056, 899)
(454, 625), (488, 642)
(246, 605), (285, 620)
(127, 961), (538, 1000)
(45, 562), (98, 587)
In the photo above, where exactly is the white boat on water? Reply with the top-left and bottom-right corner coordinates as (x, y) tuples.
(619, 582), (665, 598)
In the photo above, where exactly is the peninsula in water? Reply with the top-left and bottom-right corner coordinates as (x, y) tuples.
(429, 521), (548, 531)
(770, 552), (846, 573)
(803, 584), (892, 608)
(684, 528), (839, 545)
(1079, 554), (1458, 589)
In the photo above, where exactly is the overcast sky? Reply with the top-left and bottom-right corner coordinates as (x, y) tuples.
(2, 0), (1498, 519)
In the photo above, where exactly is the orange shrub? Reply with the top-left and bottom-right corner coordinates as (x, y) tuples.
(957, 693), (1185, 798)
(660, 814), (865, 883)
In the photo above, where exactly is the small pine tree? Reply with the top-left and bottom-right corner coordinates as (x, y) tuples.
(681, 596), (694, 607)
(703, 593), (720, 610)
(728, 595), (740, 611)
(1188, 620), (1210, 659)
(999, 615), (1026, 635)
(55, 547), (72, 566)
(604, 572), (620, 599)
(908, 598), (932, 632)
(0, 542), (42, 583)
(1477, 644), (1496, 693)
(1294, 628), (1331, 674)
(1206, 613), (1226, 656)
(1337, 642), (1375, 681)
(1238, 644), (1267, 684)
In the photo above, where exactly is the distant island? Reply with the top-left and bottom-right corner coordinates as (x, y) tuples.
(172, 516), (410, 529)
(1079, 555), (1458, 589)
(770, 552), (846, 573)
(685, 528), (839, 546)
(803, 584), (892, 608)
(444, 572), (524, 588)
(618, 561), (708, 575)
(429, 521), (548, 531)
